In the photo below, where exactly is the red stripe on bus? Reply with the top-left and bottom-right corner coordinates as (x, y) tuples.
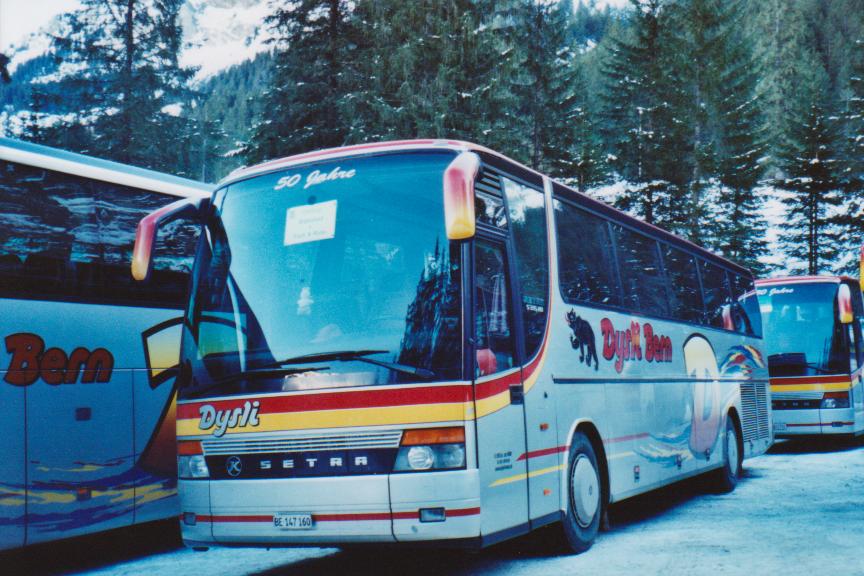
(197, 507), (481, 524)
(604, 432), (650, 444)
(786, 422), (853, 427)
(178, 385), (474, 419)
(475, 372), (520, 401)
(770, 376), (850, 386)
(516, 446), (568, 461)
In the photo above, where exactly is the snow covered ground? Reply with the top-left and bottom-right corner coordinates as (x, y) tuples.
(4, 437), (863, 575)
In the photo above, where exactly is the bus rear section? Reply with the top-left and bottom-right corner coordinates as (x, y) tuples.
(756, 277), (864, 437)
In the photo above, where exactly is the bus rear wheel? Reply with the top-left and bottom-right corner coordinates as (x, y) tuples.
(711, 416), (741, 493)
(560, 432), (602, 554)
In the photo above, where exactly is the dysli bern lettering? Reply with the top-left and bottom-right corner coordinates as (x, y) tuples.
(4, 332), (114, 386)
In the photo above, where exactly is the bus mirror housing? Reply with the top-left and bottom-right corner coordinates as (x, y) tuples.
(132, 197), (207, 281)
(721, 304), (734, 331)
(837, 283), (854, 325)
(443, 151), (480, 240)
(859, 245), (864, 290)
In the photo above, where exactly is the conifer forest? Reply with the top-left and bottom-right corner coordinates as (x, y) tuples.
(1, 0), (863, 277)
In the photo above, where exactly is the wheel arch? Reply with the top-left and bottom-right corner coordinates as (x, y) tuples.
(561, 419), (610, 513)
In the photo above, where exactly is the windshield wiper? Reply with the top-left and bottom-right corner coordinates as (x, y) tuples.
(266, 349), (437, 380)
(215, 366), (329, 386)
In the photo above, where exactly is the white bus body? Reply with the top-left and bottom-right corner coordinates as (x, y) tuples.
(146, 140), (771, 552)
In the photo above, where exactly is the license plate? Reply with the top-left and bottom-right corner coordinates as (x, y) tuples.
(273, 513), (314, 530)
(773, 422), (787, 432)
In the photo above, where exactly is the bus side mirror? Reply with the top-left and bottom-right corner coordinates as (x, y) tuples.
(132, 197), (208, 281)
(838, 283), (853, 325)
(443, 151), (480, 240)
(721, 304), (734, 331)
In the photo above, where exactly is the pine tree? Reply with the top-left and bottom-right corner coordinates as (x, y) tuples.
(246, 0), (357, 164)
(776, 97), (845, 275)
(705, 0), (769, 273)
(43, 0), (195, 173)
(601, 0), (684, 229)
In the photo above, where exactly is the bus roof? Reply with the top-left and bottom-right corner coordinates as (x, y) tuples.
(221, 139), (751, 276)
(0, 136), (213, 199)
(756, 275), (857, 286)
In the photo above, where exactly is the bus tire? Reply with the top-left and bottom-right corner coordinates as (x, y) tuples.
(560, 432), (602, 554)
(712, 416), (741, 493)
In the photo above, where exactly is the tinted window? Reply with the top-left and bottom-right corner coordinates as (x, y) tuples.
(662, 245), (703, 322)
(612, 224), (669, 317)
(555, 199), (621, 307)
(504, 177), (548, 359)
(475, 240), (516, 376)
(730, 273), (762, 337)
(0, 159), (199, 307)
(700, 260), (732, 328)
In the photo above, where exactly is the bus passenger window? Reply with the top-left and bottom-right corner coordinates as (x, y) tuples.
(612, 225), (669, 318)
(731, 273), (763, 337)
(554, 200), (621, 307)
(663, 246), (703, 323)
(699, 260), (732, 329)
(475, 241), (515, 377)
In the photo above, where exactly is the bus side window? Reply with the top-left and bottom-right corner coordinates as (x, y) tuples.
(662, 246), (703, 323)
(504, 177), (548, 359)
(554, 199), (621, 307)
(612, 224), (669, 318)
(850, 282), (864, 369)
(730, 273), (762, 337)
(699, 260), (732, 329)
(475, 241), (515, 377)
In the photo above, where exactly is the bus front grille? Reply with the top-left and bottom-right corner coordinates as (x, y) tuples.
(202, 430), (404, 455)
(740, 381), (770, 442)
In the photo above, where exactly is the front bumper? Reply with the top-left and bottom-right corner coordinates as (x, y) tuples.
(180, 469), (481, 546)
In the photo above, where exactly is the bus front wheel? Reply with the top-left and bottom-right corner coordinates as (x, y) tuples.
(560, 431), (602, 553)
(711, 416), (742, 493)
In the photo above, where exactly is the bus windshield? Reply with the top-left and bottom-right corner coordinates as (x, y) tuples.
(759, 283), (848, 377)
(180, 151), (463, 399)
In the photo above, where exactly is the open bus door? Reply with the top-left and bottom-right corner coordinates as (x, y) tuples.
(471, 235), (529, 542)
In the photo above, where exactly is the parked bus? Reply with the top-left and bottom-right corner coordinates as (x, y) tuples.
(756, 276), (864, 437)
(135, 140), (772, 553)
(0, 137), (210, 550)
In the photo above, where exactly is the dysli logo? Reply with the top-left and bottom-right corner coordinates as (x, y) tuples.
(198, 401), (261, 437)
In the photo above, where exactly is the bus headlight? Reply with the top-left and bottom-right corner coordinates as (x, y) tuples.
(178, 455), (210, 479)
(821, 392), (850, 409)
(178, 441), (209, 479)
(393, 427), (467, 472)
(406, 446), (435, 470)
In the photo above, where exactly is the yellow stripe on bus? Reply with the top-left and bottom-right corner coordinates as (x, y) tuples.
(176, 402), (473, 437)
(489, 464), (565, 488)
(475, 391), (511, 418)
(770, 383), (851, 393)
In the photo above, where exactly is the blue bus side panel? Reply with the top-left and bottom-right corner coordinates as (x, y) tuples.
(1, 299), (181, 546)
(0, 374), (25, 550)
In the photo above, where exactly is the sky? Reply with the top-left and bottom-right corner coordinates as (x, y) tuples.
(0, 0), (80, 50)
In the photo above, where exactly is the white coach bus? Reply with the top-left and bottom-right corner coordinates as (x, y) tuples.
(756, 275), (864, 437)
(135, 140), (772, 553)
(0, 137), (210, 550)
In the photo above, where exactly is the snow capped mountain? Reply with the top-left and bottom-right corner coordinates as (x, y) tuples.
(4, 0), (272, 81)
(179, 0), (272, 81)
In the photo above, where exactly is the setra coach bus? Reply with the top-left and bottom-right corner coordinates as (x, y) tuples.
(0, 137), (210, 550)
(134, 140), (772, 553)
(756, 276), (864, 437)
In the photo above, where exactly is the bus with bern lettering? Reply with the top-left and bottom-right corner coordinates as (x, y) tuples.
(756, 275), (864, 437)
(0, 137), (209, 550)
(134, 140), (772, 553)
